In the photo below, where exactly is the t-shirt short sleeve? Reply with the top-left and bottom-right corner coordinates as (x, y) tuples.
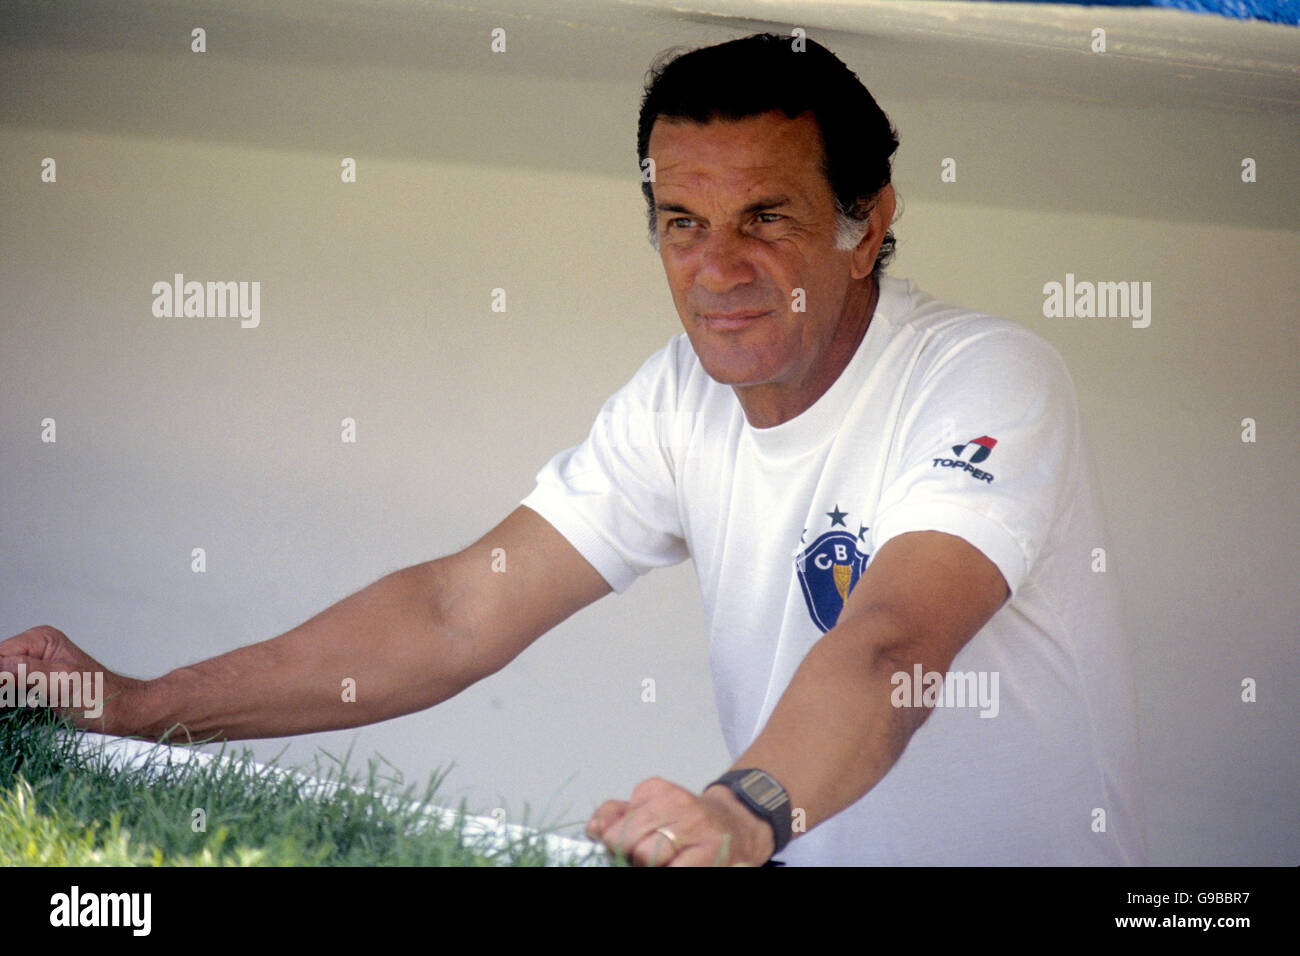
(869, 323), (1081, 597)
(520, 340), (690, 594)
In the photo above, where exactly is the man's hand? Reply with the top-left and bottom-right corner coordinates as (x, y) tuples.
(0, 625), (143, 734)
(586, 776), (775, 866)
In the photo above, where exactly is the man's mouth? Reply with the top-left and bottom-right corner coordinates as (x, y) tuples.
(699, 309), (771, 331)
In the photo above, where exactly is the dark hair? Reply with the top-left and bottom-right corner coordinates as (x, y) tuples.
(637, 32), (899, 275)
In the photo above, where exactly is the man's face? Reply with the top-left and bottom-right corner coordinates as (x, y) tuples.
(648, 110), (868, 403)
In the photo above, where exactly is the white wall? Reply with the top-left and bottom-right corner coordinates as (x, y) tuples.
(2, 0), (1296, 864)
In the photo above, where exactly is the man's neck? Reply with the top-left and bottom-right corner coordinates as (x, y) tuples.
(734, 277), (880, 429)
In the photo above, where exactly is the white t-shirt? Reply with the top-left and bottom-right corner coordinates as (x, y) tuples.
(521, 275), (1146, 865)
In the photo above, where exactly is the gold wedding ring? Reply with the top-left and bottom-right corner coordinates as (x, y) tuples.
(654, 826), (683, 852)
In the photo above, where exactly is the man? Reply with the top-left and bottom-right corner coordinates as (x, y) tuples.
(0, 34), (1144, 866)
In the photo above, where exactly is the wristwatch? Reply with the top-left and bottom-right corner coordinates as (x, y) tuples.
(705, 768), (793, 857)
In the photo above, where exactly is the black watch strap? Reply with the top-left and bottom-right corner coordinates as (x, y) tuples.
(706, 768), (793, 857)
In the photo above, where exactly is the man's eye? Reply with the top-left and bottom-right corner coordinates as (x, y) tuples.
(756, 212), (783, 224)
(667, 217), (695, 229)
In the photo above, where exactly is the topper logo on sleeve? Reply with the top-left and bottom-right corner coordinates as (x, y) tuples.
(793, 504), (870, 633)
(932, 435), (996, 483)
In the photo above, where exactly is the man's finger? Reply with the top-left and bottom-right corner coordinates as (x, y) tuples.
(0, 635), (42, 659)
(1, 626), (83, 667)
(629, 822), (697, 866)
(591, 805), (680, 864)
(668, 844), (735, 867)
(0, 655), (51, 676)
(585, 799), (629, 840)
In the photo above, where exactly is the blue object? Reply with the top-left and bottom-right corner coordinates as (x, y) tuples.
(968, 0), (1298, 25)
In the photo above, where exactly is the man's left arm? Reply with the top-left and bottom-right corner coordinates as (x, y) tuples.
(586, 527), (1009, 866)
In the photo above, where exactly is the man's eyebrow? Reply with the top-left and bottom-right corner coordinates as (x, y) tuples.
(654, 196), (793, 217)
(740, 195), (792, 215)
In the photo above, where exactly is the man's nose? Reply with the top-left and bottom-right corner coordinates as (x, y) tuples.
(693, 228), (758, 293)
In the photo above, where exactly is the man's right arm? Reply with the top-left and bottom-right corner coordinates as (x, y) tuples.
(0, 505), (611, 741)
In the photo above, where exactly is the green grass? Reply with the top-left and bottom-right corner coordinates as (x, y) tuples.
(0, 706), (611, 867)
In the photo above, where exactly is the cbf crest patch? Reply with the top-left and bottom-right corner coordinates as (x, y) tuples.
(793, 504), (870, 633)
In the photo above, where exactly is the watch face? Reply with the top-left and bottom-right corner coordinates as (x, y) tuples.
(738, 770), (789, 811)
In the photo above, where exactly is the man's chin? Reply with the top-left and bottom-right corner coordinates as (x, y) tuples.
(683, 326), (785, 386)
(694, 350), (778, 388)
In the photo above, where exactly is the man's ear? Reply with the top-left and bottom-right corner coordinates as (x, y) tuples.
(850, 184), (896, 280)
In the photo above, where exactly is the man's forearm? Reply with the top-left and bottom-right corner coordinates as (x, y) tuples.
(719, 615), (932, 839)
(117, 563), (472, 741)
